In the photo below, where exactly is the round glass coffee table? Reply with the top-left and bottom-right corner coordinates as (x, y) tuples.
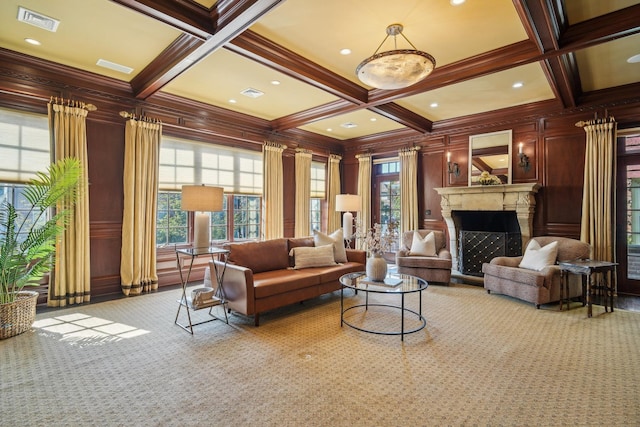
(339, 272), (428, 341)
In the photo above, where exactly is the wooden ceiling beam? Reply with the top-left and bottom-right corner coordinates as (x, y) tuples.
(226, 30), (368, 105)
(367, 103), (433, 134)
(118, 0), (285, 99)
(514, 0), (577, 108)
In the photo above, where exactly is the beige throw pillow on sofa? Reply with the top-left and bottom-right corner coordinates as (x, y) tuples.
(314, 229), (348, 263)
(409, 231), (437, 257)
(289, 244), (336, 269)
(519, 239), (558, 271)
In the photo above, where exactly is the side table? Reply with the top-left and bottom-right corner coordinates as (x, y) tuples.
(175, 247), (230, 334)
(559, 260), (618, 318)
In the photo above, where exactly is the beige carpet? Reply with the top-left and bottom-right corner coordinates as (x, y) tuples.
(2, 283), (639, 426)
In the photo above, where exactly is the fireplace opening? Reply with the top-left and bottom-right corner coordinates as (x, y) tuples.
(452, 211), (521, 276)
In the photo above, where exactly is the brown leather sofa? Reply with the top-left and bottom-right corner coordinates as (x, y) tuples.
(205, 237), (366, 326)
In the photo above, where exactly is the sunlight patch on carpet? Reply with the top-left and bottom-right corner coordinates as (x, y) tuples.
(32, 312), (150, 346)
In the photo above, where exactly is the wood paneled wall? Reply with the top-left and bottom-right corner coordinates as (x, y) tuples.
(1, 49), (639, 300)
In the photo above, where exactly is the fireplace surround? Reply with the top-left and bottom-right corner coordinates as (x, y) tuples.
(434, 183), (540, 275)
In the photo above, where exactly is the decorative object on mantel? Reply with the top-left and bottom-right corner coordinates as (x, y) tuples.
(478, 171), (502, 185)
(357, 222), (398, 281)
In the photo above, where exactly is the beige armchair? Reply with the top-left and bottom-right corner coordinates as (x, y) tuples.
(482, 236), (591, 308)
(395, 230), (452, 285)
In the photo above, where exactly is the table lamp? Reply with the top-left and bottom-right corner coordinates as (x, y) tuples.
(335, 194), (361, 241)
(181, 185), (224, 249)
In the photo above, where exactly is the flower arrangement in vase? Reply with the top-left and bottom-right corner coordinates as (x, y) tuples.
(478, 171), (502, 185)
(354, 220), (398, 281)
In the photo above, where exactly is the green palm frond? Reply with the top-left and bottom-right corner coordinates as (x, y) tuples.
(0, 157), (81, 304)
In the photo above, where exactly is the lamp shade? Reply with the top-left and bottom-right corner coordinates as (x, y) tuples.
(335, 194), (361, 212)
(181, 185), (224, 212)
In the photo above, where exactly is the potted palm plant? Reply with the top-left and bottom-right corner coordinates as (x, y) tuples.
(0, 157), (81, 339)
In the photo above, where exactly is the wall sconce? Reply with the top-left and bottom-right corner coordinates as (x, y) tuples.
(518, 143), (530, 172)
(447, 152), (459, 177)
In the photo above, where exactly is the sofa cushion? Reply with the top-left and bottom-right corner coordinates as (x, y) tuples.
(532, 236), (590, 262)
(290, 244), (336, 269)
(519, 240), (558, 271)
(409, 231), (436, 256)
(224, 238), (289, 273)
(396, 255), (451, 270)
(253, 269), (320, 298)
(314, 229), (347, 263)
(482, 263), (546, 287)
(287, 237), (315, 267)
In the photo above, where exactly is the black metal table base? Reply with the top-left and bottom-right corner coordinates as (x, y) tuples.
(341, 303), (426, 340)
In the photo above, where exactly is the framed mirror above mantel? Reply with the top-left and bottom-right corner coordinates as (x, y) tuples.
(469, 129), (512, 186)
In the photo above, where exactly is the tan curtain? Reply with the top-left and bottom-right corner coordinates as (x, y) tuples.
(262, 142), (286, 240)
(47, 98), (92, 307)
(356, 154), (372, 250)
(295, 149), (312, 237)
(399, 146), (420, 233)
(327, 154), (342, 233)
(579, 116), (617, 270)
(120, 115), (162, 296)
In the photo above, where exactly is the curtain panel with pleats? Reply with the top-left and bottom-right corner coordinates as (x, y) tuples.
(327, 154), (341, 233)
(356, 154), (372, 250)
(120, 117), (161, 296)
(580, 116), (617, 272)
(47, 99), (92, 307)
(262, 142), (286, 240)
(294, 149), (312, 237)
(399, 147), (420, 233)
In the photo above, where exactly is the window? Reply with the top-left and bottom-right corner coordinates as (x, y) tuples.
(156, 191), (187, 246)
(310, 199), (321, 233)
(374, 160), (400, 234)
(0, 108), (50, 241)
(310, 161), (326, 233)
(0, 184), (47, 243)
(157, 136), (262, 246)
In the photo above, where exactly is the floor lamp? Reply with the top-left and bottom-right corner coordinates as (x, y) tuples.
(181, 185), (224, 249)
(335, 194), (361, 244)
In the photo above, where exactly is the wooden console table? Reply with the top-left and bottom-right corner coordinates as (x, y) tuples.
(559, 260), (618, 318)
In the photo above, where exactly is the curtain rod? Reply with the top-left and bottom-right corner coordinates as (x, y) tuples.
(49, 96), (97, 111)
(119, 111), (161, 123)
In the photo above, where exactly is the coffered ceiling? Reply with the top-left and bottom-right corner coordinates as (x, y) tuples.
(0, 0), (639, 142)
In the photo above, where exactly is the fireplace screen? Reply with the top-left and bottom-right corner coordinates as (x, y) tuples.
(459, 231), (521, 276)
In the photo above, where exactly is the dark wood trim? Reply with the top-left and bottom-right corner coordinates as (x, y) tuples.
(368, 103), (433, 134)
(227, 30), (368, 105)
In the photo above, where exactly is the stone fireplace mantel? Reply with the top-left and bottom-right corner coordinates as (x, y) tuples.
(434, 183), (541, 273)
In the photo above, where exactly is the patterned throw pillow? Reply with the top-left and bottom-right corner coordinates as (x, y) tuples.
(289, 244), (336, 269)
(313, 229), (348, 263)
(409, 231), (436, 256)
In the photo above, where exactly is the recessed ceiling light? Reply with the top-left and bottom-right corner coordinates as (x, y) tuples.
(340, 48), (351, 55)
(24, 38), (41, 46)
(627, 54), (640, 64)
(512, 82), (524, 88)
(450, 0), (466, 5)
(430, 102), (439, 108)
(270, 80), (281, 85)
(229, 99), (237, 104)
(326, 128), (333, 132)
(370, 118), (377, 122)
(341, 122), (357, 129)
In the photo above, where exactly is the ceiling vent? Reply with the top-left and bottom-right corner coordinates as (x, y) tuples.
(96, 59), (134, 75)
(341, 122), (358, 129)
(17, 7), (60, 32)
(240, 88), (264, 99)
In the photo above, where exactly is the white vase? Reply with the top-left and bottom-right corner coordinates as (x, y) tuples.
(366, 253), (388, 281)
